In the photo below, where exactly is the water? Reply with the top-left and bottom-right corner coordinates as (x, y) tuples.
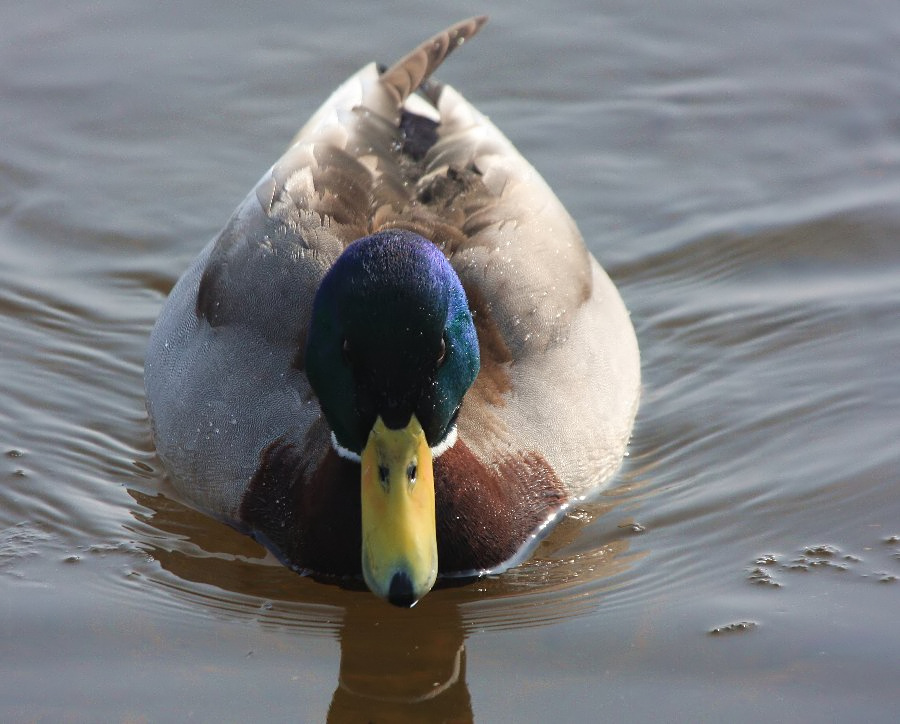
(2, 1), (899, 721)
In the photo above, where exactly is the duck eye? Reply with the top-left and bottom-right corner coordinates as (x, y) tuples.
(436, 336), (447, 367)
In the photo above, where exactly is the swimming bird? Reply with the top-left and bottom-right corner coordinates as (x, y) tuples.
(144, 16), (640, 607)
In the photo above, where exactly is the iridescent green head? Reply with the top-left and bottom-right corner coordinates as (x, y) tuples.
(306, 229), (479, 455)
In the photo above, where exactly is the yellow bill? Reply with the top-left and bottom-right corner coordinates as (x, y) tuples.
(360, 415), (438, 607)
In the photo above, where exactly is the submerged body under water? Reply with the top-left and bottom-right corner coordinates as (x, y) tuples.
(2, 1), (900, 721)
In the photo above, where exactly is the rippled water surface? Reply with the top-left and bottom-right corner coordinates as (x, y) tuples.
(3, 1), (900, 721)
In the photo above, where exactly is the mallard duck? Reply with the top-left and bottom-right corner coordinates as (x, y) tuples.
(145, 17), (640, 607)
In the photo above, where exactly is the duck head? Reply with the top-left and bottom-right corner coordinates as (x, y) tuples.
(305, 229), (480, 606)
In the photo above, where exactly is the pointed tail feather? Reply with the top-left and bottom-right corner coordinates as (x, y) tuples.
(378, 16), (488, 108)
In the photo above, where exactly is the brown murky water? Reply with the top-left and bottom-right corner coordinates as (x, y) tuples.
(2, 2), (899, 722)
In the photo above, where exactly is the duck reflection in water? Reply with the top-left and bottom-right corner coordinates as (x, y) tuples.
(328, 595), (472, 722)
(128, 486), (636, 722)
